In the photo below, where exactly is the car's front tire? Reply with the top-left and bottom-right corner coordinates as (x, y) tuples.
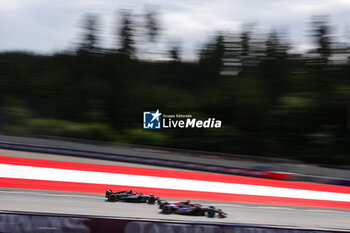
(207, 209), (216, 218)
(148, 196), (156, 204)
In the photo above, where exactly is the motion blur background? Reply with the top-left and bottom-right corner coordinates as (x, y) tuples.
(1, 0), (350, 167)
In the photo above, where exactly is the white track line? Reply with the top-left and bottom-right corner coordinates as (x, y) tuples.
(0, 164), (350, 202)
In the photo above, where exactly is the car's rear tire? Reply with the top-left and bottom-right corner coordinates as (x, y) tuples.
(162, 206), (172, 214)
(108, 194), (117, 202)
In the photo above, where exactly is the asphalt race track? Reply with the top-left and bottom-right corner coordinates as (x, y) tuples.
(1, 149), (350, 231)
(0, 191), (349, 231)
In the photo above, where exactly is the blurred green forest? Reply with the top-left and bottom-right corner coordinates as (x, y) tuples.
(1, 13), (350, 166)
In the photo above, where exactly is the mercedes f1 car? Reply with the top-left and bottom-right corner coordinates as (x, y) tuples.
(158, 200), (227, 218)
(105, 190), (159, 204)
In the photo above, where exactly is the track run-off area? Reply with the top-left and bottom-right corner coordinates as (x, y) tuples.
(0, 149), (350, 231)
(1, 154), (350, 208)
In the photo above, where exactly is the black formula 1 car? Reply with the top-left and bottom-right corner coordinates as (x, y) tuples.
(105, 190), (159, 204)
(158, 200), (227, 218)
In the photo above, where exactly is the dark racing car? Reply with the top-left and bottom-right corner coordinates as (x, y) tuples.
(158, 200), (227, 218)
(105, 190), (159, 204)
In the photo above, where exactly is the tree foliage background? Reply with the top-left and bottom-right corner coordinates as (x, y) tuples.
(1, 11), (350, 167)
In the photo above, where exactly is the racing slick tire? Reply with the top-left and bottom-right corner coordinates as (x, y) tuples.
(147, 196), (156, 204)
(207, 209), (216, 218)
(161, 205), (173, 214)
(108, 194), (118, 202)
